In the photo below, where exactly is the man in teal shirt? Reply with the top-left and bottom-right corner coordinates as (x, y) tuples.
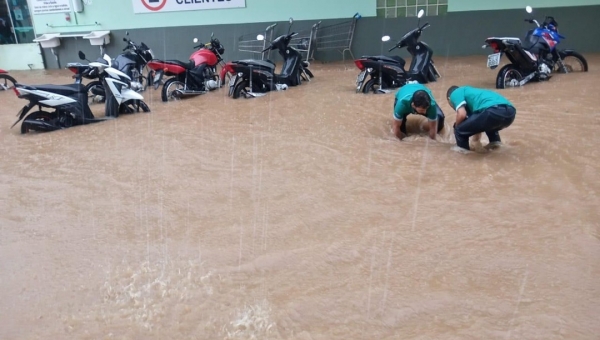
(392, 83), (445, 141)
(446, 85), (516, 151)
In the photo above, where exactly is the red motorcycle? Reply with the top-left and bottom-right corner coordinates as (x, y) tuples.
(148, 33), (231, 102)
(0, 69), (17, 91)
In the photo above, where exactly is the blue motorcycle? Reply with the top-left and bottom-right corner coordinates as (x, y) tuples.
(483, 6), (588, 89)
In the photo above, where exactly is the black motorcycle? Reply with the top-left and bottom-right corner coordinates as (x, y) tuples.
(355, 9), (440, 94)
(483, 6), (588, 89)
(66, 32), (155, 103)
(226, 18), (312, 99)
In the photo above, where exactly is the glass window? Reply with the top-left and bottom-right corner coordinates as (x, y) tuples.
(1, 0), (34, 45)
(376, 0), (449, 18)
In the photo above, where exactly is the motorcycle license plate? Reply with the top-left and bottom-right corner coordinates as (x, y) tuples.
(487, 53), (501, 68)
(356, 70), (366, 84)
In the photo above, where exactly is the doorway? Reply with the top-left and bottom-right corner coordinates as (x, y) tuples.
(0, 0), (34, 45)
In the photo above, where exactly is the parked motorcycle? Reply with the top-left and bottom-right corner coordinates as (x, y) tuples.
(11, 55), (149, 134)
(0, 68), (17, 91)
(225, 17), (313, 99)
(483, 6), (588, 89)
(354, 9), (440, 94)
(66, 32), (155, 102)
(147, 33), (227, 102)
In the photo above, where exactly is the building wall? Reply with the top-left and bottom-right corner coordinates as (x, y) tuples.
(31, 0), (375, 35)
(449, 0), (600, 12)
(36, 1), (600, 69)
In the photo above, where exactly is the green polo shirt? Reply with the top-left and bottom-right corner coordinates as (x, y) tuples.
(449, 86), (513, 115)
(393, 84), (438, 121)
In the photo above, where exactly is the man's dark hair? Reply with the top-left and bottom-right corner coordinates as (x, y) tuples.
(447, 86), (459, 99)
(411, 90), (431, 109)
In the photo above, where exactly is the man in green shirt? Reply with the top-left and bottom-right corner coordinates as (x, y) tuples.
(446, 85), (517, 151)
(392, 83), (446, 141)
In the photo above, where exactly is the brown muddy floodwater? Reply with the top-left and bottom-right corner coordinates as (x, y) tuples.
(1, 54), (599, 339)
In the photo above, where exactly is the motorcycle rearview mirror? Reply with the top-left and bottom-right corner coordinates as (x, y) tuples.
(126, 31), (129, 36)
(211, 32), (214, 38)
(257, 34), (265, 41)
(122, 37), (128, 42)
(78, 51), (86, 60)
(526, 6), (533, 13)
(382, 35), (391, 42)
(416, 9), (425, 27)
(193, 38), (199, 43)
(288, 17), (294, 34)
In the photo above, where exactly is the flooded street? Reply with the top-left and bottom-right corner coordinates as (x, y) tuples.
(1, 54), (599, 339)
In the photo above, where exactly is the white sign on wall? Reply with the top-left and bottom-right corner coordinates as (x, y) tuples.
(132, 0), (246, 14)
(31, 0), (72, 15)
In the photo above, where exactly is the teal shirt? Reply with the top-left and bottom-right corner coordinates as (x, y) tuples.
(449, 86), (513, 115)
(393, 84), (438, 121)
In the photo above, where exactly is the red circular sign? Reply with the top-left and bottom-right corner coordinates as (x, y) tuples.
(141, 0), (167, 11)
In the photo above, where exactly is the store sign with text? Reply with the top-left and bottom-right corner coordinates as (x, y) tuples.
(133, 0), (246, 14)
(31, 0), (72, 15)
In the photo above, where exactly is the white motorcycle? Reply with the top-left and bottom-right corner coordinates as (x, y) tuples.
(89, 54), (151, 116)
(11, 54), (150, 134)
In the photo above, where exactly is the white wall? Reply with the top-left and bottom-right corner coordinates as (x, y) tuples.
(0, 43), (45, 70)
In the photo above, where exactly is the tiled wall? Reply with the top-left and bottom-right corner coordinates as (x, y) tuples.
(376, 0), (449, 18)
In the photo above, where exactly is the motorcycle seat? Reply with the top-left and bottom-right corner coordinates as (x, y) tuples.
(363, 55), (405, 64)
(233, 59), (276, 70)
(164, 59), (195, 70)
(24, 83), (87, 96)
(488, 37), (522, 45)
(66, 62), (88, 68)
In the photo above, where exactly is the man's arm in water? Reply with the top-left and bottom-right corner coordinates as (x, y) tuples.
(427, 119), (438, 140)
(392, 119), (405, 140)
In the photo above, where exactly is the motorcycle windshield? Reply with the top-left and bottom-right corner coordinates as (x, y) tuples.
(114, 55), (136, 71)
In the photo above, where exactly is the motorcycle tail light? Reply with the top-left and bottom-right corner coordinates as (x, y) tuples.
(354, 59), (365, 70)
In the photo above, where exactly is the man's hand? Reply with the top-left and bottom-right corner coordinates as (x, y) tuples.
(392, 119), (405, 140)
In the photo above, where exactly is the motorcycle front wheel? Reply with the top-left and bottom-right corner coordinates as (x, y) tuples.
(555, 51), (588, 73)
(0, 74), (17, 90)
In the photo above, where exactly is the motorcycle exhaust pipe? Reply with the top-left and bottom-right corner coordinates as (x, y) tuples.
(22, 119), (61, 132)
(91, 87), (105, 96)
(174, 89), (207, 97)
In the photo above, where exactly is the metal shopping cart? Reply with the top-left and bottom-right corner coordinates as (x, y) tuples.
(314, 13), (361, 65)
(237, 23), (277, 60)
(289, 21), (321, 62)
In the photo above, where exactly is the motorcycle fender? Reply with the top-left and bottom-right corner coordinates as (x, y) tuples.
(557, 49), (579, 58)
(228, 74), (238, 97)
(121, 88), (144, 101)
(11, 103), (35, 129)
